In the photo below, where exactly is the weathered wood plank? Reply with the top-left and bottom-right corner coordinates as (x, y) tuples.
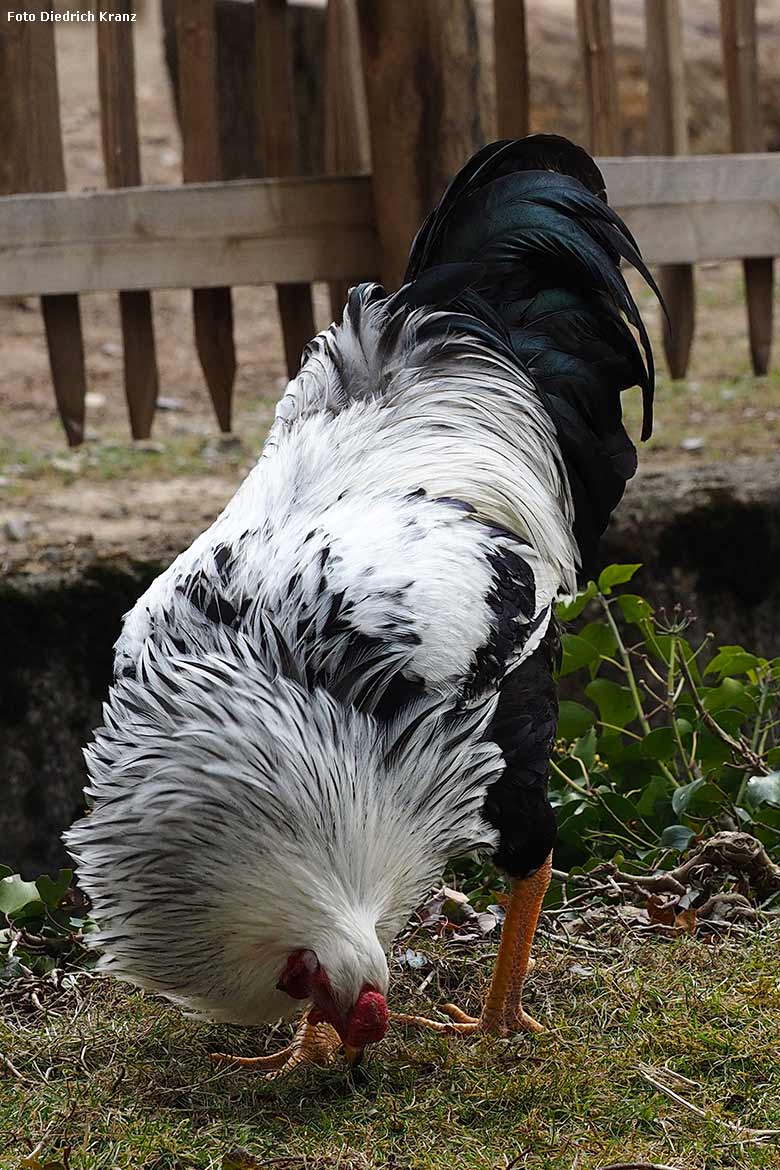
(576, 0), (620, 155)
(646, 0), (695, 379)
(256, 0), (315, 376)
(598, 153), (780, 205)
(325, 0), (371, 317)
(1, 9), (87, 446)
(615, 202), (780, 266)
(494, 0), (530, 139)
(0, 176), (378, 295)
(721, 0), (773, 375)
(1, 158), (780, 297)
(41, 295), (88, 446)
(98, 0), (159, 438)
(176, 0), (236, 431)
(357, 0), (486, 290)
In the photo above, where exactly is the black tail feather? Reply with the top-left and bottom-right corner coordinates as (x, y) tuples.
(402, 133), (662, 572)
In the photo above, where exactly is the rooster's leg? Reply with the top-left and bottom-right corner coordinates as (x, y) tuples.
(210, 1016), (341, 1078)
(393, 852), (552, 1037)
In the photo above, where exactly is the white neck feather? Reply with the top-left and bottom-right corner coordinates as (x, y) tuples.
(66, 644), (501, 1025)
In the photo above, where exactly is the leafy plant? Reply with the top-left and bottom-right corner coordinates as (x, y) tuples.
(0, 866), (97, 979)
(552, 564), (780, 870)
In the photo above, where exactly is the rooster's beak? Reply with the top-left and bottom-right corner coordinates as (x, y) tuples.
(342, 1044), (364, 1068)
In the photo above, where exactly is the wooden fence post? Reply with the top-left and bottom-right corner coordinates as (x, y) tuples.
(325, 0), (371, 319)
(576, 0), (620, 155)
(98, 0), (159, 438)
(356, 0), (485, 291)
(721, 0), (773, 376)
(646, 0), (695, 380)
(176, 0), (236, 433)
(494, 0), (529, 139)
(1, 7), (87, 447)
(256, 0), (316, 377)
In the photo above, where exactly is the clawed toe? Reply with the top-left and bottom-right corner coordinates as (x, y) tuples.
(390, 1009), (479, 1035)
(440, 1003), (480, 1024)
(210, 1019), (342, 1079)
(507, 1008), (544, 1034)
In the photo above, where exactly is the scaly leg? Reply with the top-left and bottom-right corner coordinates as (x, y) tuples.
(393, 852), (552, 1038)
(210, 1015), (341, 1079)
(504, 852), (551, 1032)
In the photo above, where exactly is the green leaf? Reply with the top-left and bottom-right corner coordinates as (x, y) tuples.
(635, 774), (674, 820)
(557, 701), (595, 742)
(672, 778), (706, 815)
(660, 824), (695, 851)
(558, 633), (601, 677)
(640, 727), (676, 761)
(585, 678), (637, 731)
(572, 727), (597, 768)
(579, 621), (618, 663)
(746, 772), (780, 808)
(709, 707), (752, 737)
(702, 677), (754, 715)
(752, 805), (780, 834)
(555, 801), (601, 845)
(556, 580), (597, 622)
(0, 874), (43, 917)
(599, 791), (648, 835)
(695, 729), (733, 774)
(597, 563), (641, 594)
(36, 869), (73, 909)
(684, 782), (727, 816)
(616, 593), (654, 624)
(705, 646), (761, 680)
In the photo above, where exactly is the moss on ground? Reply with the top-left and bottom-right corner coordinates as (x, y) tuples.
(2, 931), (779, 1170)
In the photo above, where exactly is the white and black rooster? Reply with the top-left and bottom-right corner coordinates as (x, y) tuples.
(66, 135), (659, 1076)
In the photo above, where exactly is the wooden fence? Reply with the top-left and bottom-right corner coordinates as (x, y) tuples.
(0, 0), (777, 447)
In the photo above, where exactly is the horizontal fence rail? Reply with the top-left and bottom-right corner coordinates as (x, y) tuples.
(602, 154), (780, 265)
(0, 156), (778, 300)
(0, 174), (378, 298)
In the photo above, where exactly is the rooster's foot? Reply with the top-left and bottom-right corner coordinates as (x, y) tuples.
(392, 998), (542, 1038)
(210, 1018), (341, 1079)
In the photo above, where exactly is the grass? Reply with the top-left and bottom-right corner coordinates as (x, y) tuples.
(3, 931), (780, 1170)
(0, 407), (274, 500)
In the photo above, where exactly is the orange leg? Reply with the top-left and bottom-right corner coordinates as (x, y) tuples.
(210, 1015), (341, 1079)
(393, 852), (552, 1038)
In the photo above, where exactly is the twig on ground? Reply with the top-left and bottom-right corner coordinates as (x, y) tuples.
(552, 832), (780, 939)
(639, 1064), (780, 1140)
(596, 1163), (683, 1170)
(638, 1066), (709, 1119)
(0, 1051), (33, 1084)
(596, 1162), (683, 1170)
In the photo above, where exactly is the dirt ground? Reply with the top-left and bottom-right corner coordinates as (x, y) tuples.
(1, 0), (779, 576)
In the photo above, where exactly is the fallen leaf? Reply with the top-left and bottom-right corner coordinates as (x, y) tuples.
(674, 906), (698, 933)
(646, 895), (676, 926)
(223, 1149), (261, 1170)
(475, 911), (499, 934)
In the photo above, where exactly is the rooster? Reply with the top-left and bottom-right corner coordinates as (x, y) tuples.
(66, 135), (658, 1077)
